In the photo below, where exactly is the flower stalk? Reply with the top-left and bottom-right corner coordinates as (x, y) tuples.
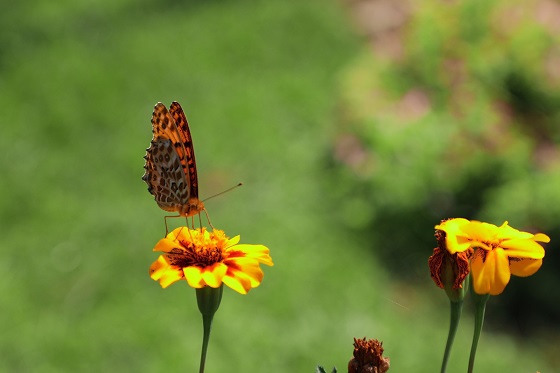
(440, 273), (467, 373)
(468, 290), (489, 373)
(196, 285), (224, 373)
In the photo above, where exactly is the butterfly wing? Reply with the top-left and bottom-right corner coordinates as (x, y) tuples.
(143, 102), (204, 217)
(169, 101), (199, 201)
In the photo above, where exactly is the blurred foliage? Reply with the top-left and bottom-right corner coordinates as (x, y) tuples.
(333, 0), (560, 335)
(0, 0), (558, 371)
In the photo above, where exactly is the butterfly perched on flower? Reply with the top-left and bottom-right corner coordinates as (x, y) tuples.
(142, 102), (205, 228)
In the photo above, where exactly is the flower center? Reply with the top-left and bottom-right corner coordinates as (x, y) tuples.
(472, 239), (501, 252)
(165, 240), (224, 268)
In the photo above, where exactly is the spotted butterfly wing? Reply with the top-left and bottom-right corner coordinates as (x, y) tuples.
(142, 102), (204, 217)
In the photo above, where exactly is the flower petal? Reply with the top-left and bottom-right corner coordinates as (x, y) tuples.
(228, 244), (274, 266)
(471, 248), (511, 295)
(496, 222), (534, 240)
(201, 262), (228, 288)
(221, 258), (265, 294)
(510, 258), (543, 277)
(435, 218), (472, 253)
(462, 221), (500, 247)
(149, 226), (272, 291)
(222, 274), (251, 294)
(184, 266), (205, 288)
(532, 233), (550, 243)
(149, 256), (170, 280)
(149, 256), (184, 288)
(168, 226), (191, 242)
(153, 238), (182, 253)
(225, 235), (241, 247)
(500, 239), (545, 259)
(226, 258), (264, 285)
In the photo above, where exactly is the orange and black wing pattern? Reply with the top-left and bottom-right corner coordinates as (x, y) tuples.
(142, 102), (204, 217)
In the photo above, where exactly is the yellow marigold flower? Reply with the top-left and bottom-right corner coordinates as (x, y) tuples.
(436, 219), (550, 295)
(149, 227), (273, 294)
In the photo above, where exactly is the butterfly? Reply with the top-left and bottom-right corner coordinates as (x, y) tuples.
(142, 102), (206, 230)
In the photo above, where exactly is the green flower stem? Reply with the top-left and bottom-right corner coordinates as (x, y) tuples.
(468, 292), (490, 373)
(439, 260), (468, 373)
(199, 312), (213, 373)
(441, 299), (463, 373)
(196, 286), (224, 373)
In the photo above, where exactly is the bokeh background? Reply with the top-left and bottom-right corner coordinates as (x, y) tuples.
(1, 0), (559, 371)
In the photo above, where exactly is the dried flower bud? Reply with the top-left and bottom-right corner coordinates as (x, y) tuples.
(428, 229), (471, 302)
(348, 337), (390, 373)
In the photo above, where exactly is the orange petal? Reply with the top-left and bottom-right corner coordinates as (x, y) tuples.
(510, 258), (543, 277)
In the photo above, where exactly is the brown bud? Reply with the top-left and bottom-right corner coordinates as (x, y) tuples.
(348, 337), (390, 373)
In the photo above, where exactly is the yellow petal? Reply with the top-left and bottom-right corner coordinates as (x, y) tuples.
(500, 239), (545, 259)
(157, 270), (184, 288)
(149, 256), (184, 288)
(184, 266), (205, 288)
(230, 244), (274, 266)
(463, 221), (500, 243)
(201, 263), (228, 288)
(222, 275), (250, 294)
(496, 222), (533, 240)
(168, 226), (189, 241)
(226, 258), (264, 287)
(435, 218), (472, 253)
(510, 258), (543, 277)
(532, 233), (550, 243)
(153, 238), (181, 253)
(149, 256), (170, 280)
(435, 218), (470, 231)
(471, 249), (511, 295)
(226, 235), (241, 247)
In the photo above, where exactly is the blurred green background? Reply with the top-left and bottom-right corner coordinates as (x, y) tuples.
(1, 0), (559, 371)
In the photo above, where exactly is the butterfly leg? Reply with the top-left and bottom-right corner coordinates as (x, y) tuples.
(203, 209), (214, 230)
(164, 216), (171, 236)
(164, 215), (182, 236)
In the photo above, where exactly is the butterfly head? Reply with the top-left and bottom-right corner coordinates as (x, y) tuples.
(180, 198), (205, 217)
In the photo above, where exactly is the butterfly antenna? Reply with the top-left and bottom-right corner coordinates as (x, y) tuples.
(202, 182), (243, 202)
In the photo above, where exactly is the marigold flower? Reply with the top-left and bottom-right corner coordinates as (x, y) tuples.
(435, 219), (550, 295)
(149, 227), (273, 294)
